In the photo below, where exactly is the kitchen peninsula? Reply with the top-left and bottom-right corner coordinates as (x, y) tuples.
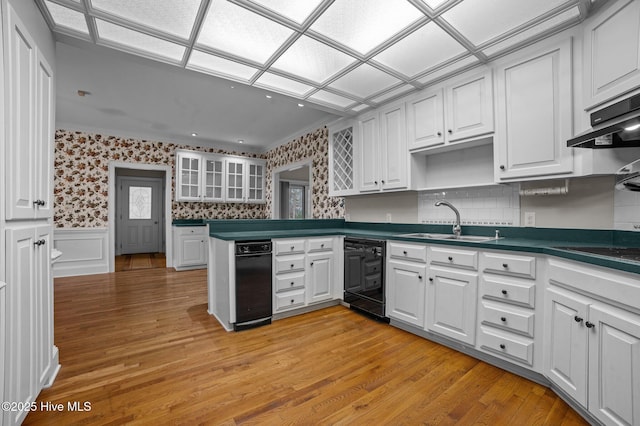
(207, 218), (640, 426)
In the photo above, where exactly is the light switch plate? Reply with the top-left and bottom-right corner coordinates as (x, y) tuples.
(524, 211), (536, 227)
(386, 213), (392, 222)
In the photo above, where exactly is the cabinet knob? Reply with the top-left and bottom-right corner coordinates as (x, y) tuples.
(429, 277), (433, 282)
(418, 275), (423, 280)
(501, 317), (507, 322)
(290, 264), (294, 268)
(290, 282), (294, 287)
(502, 263), (508, 269)
(448, 256), (453, 262)
(499, 344), (506, 350)
(310, 262), (314, 266)
(501, 289), (508, 295)
(381, 180), (385, 184)
(403, 251), (407, 255)
(374, 181), (378, 185)
(500, 165), (505, 170)
(291, 299), (295, 304)
(437, 131), (442, 136)
(291, 246), (295, 251)
(33, 239), (46, 246)
(448, 129), (452, 134)
(320, 244), (324, 248)
(585, 321), (595, 329)
(574, 315), (583, 323)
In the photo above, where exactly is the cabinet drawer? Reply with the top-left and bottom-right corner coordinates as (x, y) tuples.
(307, 238), (333, 252)
(480, 300), (535, 337)
(364, 259), (382, 276)
(275, 255), (305, 274)
(481, 276), (535, 308)
(478, 326), (534, 366)
(274, 239), (305, 255)
(275, 290), (305, 311)
(275, 272), (305, 292)
(482, 252), (536, 279)
(175, 226), (206, 236)
(388, 242), (427, 263)
(429, 246), (478, 270)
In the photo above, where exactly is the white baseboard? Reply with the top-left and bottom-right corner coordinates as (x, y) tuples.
(53, 228), (109, 277)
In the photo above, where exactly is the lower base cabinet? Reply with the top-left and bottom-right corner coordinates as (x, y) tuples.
(546, 261), (640, 426)
(173, 226), (208, 270)
(387, 259), (426, 327)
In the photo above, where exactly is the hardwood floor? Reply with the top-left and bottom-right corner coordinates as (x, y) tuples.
(25, 267), (588, 425)
(114, 253), (166, 271)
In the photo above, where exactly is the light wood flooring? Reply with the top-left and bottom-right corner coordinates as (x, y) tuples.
(114, 253), (166, 271)
(25, 267), (588, 425)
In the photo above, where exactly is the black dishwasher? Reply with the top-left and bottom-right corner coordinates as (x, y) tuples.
(344, 238), (388, 322)
(234, 240), (272, 331)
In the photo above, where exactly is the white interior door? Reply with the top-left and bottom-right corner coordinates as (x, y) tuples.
(117, 176), (162, 255)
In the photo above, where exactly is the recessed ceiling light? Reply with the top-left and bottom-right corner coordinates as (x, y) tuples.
(230, 85), (235, 89)
(238, 139), (244, 143)
(298, 103), (304, 107)
(77, 90), (90, 96)
(265, 94), (272, 99)
(625, 124), (640, 131)
(191, 132), (198, 136)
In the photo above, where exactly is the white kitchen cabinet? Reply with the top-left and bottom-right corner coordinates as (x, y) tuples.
(407, 70), (494, 152)
(273, 237), (339, 313)
(175, 149), (265, 203)
(307, 251), (334, 304)
(358, 103), (408, 192)
(173, 226), (208, 270)
(328, 120), (358, 196)
(582, 0), (640, 110)
(494, 37), (573, 180)
(426, 266), (478, 345)
(176, 150), (202, 201)
(5, 5), (54, 220)
(0, 281), (6, 420)
(387, 257), (427, 328)
(547, 258), (640, 425)
(5, 225), (54, 425)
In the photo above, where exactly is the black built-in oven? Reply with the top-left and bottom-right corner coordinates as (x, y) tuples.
(343, 238), (388, 322)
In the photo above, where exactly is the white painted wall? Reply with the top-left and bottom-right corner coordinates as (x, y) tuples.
(344, 192), (418, 223)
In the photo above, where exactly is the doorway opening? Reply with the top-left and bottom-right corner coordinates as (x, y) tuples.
(108, 162), (173, 272)
(272, 159), (312, 219)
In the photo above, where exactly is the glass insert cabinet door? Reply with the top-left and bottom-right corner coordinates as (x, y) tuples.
(177, 153), (201, 201)
(247, 163), (264, 202)
(226, 159), (244, 201)
(203, 157), (224, 201)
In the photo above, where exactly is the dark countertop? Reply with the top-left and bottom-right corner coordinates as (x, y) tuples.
(172, 219), (207, 226)
(204, 219), (640, 275)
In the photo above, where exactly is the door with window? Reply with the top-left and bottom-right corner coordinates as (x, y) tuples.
(116, 177), (163, 255)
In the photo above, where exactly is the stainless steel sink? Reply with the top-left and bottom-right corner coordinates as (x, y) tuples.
(397, 233), (499, 242)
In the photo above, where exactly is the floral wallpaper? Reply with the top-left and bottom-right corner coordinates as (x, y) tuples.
(53, 128), (343, 228)
(265, 126), (344, 219)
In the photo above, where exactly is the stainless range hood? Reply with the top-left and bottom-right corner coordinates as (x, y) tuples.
(567, 93), (640, 148)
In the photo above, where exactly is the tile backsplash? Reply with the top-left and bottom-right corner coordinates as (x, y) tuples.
(419, 184), (521, 226)
(614, 190), (640, 231)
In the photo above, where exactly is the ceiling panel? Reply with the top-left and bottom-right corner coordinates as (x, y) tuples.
(44, 0), (89, 34)
(270, 35), (357, 84)
(419, 0), (449, 10)
(308, 90), (357, 109)
(247, 0), (325, 24)
(442, 0), (569, 46)
(196, 0), (294, 65)
(95, 19), (186, 62)
(309, 0), (424, 55)
(373, 21), (467, 78)
(187, 50), (259, 81)
(370, 84), (415, 104)
(328, 63), (402, 99)
(90, 0), (202, 39)
(254, 72), (315, 97)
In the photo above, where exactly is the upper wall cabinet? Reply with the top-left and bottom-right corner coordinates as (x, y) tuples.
(407, 70), (494, 152)
(175, 149), (265, 203)
(328, 120), (357, 197)
(358, 103), (409, 193)
(5, 5), (54, 220)
(583, 0), (640, 110)
(494, 38), (574, 181)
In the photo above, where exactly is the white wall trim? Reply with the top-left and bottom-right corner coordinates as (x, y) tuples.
(108, 161), (173, 272)
(52, 228), (109, 277)
(271, 158), (313, 219)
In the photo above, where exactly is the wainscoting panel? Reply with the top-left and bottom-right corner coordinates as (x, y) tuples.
(53, 228), (109, 277)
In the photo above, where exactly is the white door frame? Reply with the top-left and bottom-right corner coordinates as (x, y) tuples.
(108, 162), (173, 271)
(271, 158), (313, 219)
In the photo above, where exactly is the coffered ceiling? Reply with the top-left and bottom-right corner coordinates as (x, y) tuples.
(37, 0), (599, 116)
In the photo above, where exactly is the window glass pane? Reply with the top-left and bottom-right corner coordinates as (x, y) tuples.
(289, 186), (305, 219)
(129, 186), (152, 219)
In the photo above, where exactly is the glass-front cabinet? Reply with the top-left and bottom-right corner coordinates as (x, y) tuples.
(175, 149), (265, 203)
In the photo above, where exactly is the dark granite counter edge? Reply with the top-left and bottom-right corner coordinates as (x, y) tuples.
(172, 219), (206, 226)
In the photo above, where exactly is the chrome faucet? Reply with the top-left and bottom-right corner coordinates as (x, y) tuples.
(435, 200), (461, 238)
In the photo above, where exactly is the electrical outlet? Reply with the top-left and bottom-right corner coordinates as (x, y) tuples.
(386, 213), (392, 222)
(524, 212), (536, 227)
